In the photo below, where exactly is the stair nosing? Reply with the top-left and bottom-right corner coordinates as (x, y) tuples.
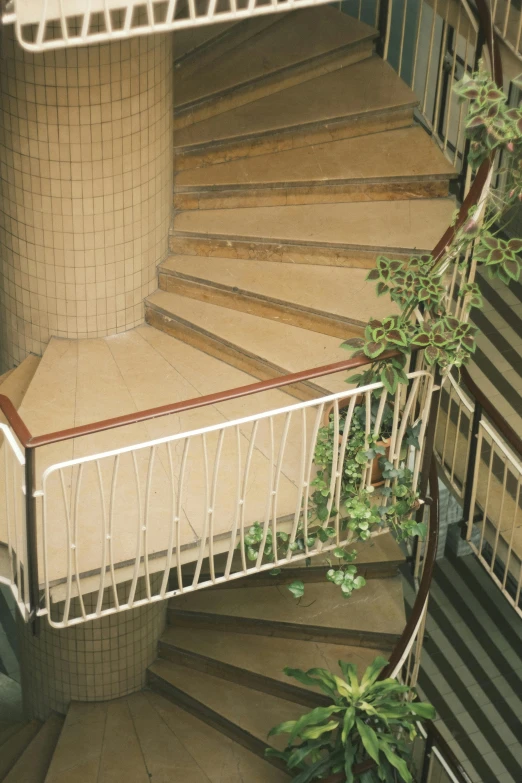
(147, 669), (288, 772)
(152, 270), (365, 331)
(168, 229), (429, 256)
(174, 102), (419, 156)
(167, 608), (401, 649)
(157, 640), (329, 708)
(174, 33), (376, 115)
(174, 171), (457, 194)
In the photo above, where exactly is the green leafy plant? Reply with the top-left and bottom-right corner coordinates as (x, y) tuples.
(342, 66), (522, 392)
(266, 656), (435, 783)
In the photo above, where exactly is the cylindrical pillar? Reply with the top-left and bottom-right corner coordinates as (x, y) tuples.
(0, 29), (173, 370)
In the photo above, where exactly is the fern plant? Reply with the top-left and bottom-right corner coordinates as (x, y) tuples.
(266, 657), (435, 783)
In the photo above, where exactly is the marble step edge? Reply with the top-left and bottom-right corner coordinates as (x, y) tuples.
(173, 105), (418, 171)
(147, 664), (287, 772)
(174, 31), (376, 116)
(156, 262), (366, 339)
(173, 16), (279, 68)
(156, 638), (329, 709)
(144, 297), (329, 402)
(167, 608), (401, 650)
(173, 179), (452, 211)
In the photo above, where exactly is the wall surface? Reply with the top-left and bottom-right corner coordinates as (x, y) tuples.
(0, 29), (173, 370)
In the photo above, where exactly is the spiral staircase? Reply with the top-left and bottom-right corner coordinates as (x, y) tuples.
(0, 4), (463, 782)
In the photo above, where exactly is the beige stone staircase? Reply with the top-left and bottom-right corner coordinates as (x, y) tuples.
(146, 5), (457, 392)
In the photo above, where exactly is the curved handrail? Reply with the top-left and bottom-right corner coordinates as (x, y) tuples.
(0, 350), (400, 449)
(322, 455), (440, 783)
(461, 366), (522, 456)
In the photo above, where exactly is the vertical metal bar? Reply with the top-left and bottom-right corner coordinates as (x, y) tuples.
(461, 401), (482, 534)
(420, 731), (434, 783)
(25, 447), (40, 634)
(376, 0), (391, 58)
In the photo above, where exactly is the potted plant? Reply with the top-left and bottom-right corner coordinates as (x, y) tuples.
(266, 656), (435, 782)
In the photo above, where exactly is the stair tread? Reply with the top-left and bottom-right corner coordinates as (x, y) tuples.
(175, 56), (417, 151)
(146, 289), (348, 392)
(0, 354), (40, 414)
(169, 574), (406, 635)
(159, 625), (391, 684)
(44, 702), (107, 783)
(175, 7), (375, 109)
(0, 721), (25, 748)
(4, 713), (64, 783)
(149, 658), (310, 751)
(0, 721), (42, 781)
(173, 198), (455, 253)
(158, 255), (398, 326)
(144, 688), (288, 781)
(173, 19), (238, 62)
(17, 327), (322, 595)
(176, 126), (456, 191)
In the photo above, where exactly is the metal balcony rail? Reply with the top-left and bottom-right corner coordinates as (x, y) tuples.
(0, 359), (435, 628)
(491, 0), (522, 59)
(435, 366), (522, 616)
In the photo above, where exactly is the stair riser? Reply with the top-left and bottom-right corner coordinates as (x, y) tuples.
(169, 234), (411, 269)
(174, 41), (374, 129)
(147, 671), (286, 770)
(174, 180), (450, 211)
(145, 304), (324, 401)
(157, 643), (327, 708)
(157, 270), (364, 339)
(174, 108), (415, 172)
(167, 609), (400, 650)
(177, 562), (402, 588)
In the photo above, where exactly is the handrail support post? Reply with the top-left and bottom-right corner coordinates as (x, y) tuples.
(461, 401), (482, 540)
(25, 446), (40, 636)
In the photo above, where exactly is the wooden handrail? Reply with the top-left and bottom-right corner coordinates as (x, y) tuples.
(0, 351), (400, 449)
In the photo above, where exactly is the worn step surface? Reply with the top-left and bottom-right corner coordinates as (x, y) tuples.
(0, 721), (42, 781)
(174, 56), (418, 169)
(145, 288), (353, 397)
(170, 198), (456, 267)
(4, 714), (64, 783)
(174, 126), (457, 210)
(157, 625), (392, 706)
(148, 657), (310, 757)
(157, 255), (397, 338)
(174, 8), (375, 127)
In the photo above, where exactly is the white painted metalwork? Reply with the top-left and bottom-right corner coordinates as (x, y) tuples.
(466, 417), (522, 617)
(0, 424), (30, 621)
(34, 371), (434, 627)
(435, 373), (474, 499)
(4, 0), (337, 52)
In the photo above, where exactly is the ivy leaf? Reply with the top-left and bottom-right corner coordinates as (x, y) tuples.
(287, 580), (305, 599)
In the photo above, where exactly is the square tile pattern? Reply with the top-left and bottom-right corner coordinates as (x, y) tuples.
(0, 28), (173, 370)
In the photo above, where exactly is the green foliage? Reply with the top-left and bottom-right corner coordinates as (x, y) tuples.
(266, 657), (436, 783)
(345, 67), (522, 390)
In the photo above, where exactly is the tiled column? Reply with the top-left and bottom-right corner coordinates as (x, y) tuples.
(0, 29), (173, 370)
(18, 580), (167, 719)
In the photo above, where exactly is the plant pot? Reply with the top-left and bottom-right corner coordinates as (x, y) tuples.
(322, 396), (392, 487)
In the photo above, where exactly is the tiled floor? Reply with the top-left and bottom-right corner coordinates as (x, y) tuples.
(404, 552), (522, 783)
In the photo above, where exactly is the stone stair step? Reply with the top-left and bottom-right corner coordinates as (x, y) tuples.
(169, 198), (456, 267)
(157, 625), (393, 706)
(0, 354), (40, 413)
(3, 714), (64, 783)
(174, 126), (457, 210)
(174, 57), (417, 170)
(145, 289), (350, 399)
(0, 721), (42, 781)
(144, 687), (289, 782)
(174, 8), (376, 127)
(147, 657), (310, 760)
(167, 573), (405, 647)
(156, 255), (396, 338)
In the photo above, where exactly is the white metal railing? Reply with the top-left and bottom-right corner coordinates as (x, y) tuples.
(435, 371), (522, 616)
(29, 370), (434, 627)
(0, 424), (30, 620)
(3, 0), (338, 52)
(492, 0), (522, 59)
